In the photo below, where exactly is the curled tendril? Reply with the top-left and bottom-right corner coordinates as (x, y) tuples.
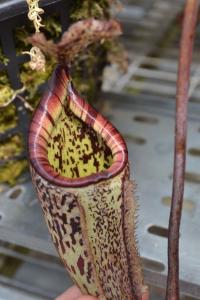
(23, 46), (46, 72)
(25, 0), (45, 71)
(26, 0), (44, 32)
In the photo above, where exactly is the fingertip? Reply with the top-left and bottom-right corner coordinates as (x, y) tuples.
(142, 286), (149, 300)
(55, 285), (82, 300)
(76, 296), (98, 300)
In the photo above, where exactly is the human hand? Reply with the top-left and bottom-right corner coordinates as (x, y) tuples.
(55, 285), (149, 300)
(55, 285), (98, 300)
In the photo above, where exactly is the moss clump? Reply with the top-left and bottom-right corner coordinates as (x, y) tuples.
(0, 135), (23, 160)
(0, 135), (26, 185)
(69, 0), (112, 101)
(20, 58), (56, 105)
(0, 1), (117, 185)
(15, 15), (62, 55)
(0, 73), (15, 107)
(0, 105), (17, 133)
(0, 15), (61, 186)
(70, 0), (110, 20)
(0, 160), (28, 186)
(18, 15), (61, 106)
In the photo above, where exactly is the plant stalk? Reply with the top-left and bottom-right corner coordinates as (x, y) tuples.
(166, 1), (198, 300)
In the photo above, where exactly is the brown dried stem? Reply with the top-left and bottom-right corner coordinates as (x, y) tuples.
(27, 18), (122, 65)
(16, 94), (34, 112)
(166, 1), (198, 300)
(0, 86), (34, 112)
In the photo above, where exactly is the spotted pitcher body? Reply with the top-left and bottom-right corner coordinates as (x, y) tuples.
(29, 65), (146, 300)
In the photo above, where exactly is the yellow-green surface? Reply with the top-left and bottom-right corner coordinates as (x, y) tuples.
(48, 106), (113, 178)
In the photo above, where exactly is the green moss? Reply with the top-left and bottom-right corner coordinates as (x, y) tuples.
(69, 1), (113, 101)
(0, 73), (14, 106)
(70, 0), (110, 20)
(0, 160), (28, 186)
(0, 15), (62, 185)
(0, 1), (115, 185)
(20, 58), (56, 105)
(0, 135), (26, 186)
(0, 105), (17, 133)
(43, 15), (62, 39)
(15, 15), (62, 55)
(0, 135), (23, 160)
(0, 72), (17, 133)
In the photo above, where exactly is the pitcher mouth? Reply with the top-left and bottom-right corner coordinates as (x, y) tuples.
(28, 65), (128, 187)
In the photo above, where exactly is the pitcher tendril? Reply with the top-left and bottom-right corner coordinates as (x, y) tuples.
(26, 0), (44, 32)
(25, 0), (46, 71)
(23, 46), (45, 71)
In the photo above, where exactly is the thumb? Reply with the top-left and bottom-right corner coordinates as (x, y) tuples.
(142, 286), (149, 300)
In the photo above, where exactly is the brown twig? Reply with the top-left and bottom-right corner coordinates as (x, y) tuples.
(0, 86), (25, 109)
(27, 18), (122, 64)
(0, 86), (34, 112)
(166, 1), (198, 300)
(16, 94), (34, 112)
